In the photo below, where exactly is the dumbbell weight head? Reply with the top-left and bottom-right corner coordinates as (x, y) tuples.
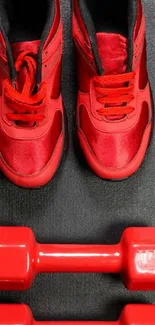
(0, 304), (33, 325)
(0, 227), (36, 290)
(121, 227), (155, 290)
(120, 305), (155, 325)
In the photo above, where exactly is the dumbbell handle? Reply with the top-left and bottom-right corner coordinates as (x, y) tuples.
(35, 244), (122, 273)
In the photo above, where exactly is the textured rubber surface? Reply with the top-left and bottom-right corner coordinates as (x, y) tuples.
(0, 0), (154, 321)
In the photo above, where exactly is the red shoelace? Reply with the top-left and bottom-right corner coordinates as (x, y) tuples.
(4, 51), (47, 123)
(93, 71), (136, 116)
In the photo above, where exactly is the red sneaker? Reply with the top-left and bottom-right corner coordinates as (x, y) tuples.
(73, 0), (153, 180)
(0, 0), (65, 188)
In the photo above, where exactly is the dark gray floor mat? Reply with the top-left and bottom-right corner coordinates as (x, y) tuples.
(0, 0), (154, 320)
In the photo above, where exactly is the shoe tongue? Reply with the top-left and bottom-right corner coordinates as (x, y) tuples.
(96, 33), (128, 121)
(11, 40), (40, 91)
(11, 40), (40, 127)
(11, 40), (40, 60)
(96, 32), (128, 75)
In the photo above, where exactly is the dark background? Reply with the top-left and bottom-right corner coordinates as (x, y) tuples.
(0, 0), (155, 320)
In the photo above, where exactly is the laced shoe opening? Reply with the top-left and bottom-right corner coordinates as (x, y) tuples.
(93, 72), (135, 120)
(0, 0), (55, 126)
(1, 0), (50, 43)
(4, 51), (47, 126)
(84, 0), (128, 36)
(77, 0), (137, 119)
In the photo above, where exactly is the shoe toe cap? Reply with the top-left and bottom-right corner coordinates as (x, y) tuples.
(0, 111), (63, 176)
(79, 104), (149, 171)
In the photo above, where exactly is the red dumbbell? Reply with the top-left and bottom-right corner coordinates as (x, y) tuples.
(0, 227), (155, 290)
(0, 304), (155, 325)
